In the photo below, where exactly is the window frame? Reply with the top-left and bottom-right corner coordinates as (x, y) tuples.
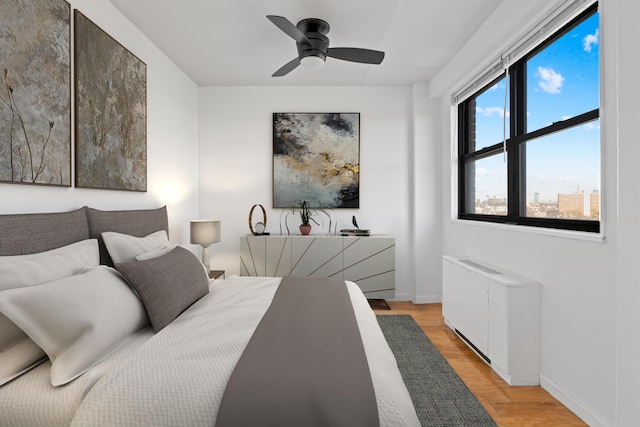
(457, 3), (600, 233)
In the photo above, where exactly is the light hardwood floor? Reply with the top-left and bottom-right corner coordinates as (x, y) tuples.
(374, 301), (587, 427)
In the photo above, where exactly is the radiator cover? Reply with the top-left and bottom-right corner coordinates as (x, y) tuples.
(442, 255), (541, 386)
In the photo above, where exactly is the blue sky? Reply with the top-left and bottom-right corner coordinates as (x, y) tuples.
(473, 11), (600, 203)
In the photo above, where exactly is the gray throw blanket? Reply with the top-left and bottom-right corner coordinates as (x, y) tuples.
(215, 276), (379, 427)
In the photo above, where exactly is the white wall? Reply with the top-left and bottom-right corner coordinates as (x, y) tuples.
(613, 0), (640, 424)
(0, 0), (200, 248)
(428, 0), (634, 426)
(198, 86), (427, 299)
(412, 84), (442, 302)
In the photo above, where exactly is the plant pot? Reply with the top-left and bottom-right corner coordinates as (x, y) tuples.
(299, 224), (312, 235)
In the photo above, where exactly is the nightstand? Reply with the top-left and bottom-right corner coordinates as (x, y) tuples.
(209, 270), (225, 280)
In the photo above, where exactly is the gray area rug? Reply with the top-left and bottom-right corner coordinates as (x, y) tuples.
(377, 314), (497, 427)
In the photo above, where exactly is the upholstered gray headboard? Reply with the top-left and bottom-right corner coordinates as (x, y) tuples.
(86, 206), (168, 265)
(0, 207), (90, 256)
(0, 206), (168, 265)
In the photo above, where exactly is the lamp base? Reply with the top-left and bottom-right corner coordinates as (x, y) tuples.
(201, 245), (211, 272)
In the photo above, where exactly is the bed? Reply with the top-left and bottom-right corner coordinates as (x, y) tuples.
(0, 206), (420, 427)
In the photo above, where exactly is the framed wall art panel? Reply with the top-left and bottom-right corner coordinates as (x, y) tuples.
(0, 0), (71, 187)
(273, 113), (360, 208)
(74, 10), (147, 192)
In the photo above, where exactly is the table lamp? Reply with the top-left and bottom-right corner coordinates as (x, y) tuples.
(190, 220), (221, 272)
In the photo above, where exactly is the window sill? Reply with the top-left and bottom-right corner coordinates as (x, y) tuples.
(450, 218), (606, 243)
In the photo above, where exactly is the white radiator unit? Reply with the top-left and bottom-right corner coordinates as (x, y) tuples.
(442, 255), (541, 386)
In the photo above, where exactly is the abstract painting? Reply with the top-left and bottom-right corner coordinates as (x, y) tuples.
(0, 0), (71, 187)
(273, 113), (360, 208)
(74, 10), (147, 191)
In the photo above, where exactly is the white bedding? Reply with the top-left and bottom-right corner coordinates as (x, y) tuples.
(0, 328), (154, 427)
(0, 276), (419, 427)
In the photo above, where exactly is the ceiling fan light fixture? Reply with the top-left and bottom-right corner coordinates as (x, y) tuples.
(267, 15), (385, 77)
(300, 55), (325, 70)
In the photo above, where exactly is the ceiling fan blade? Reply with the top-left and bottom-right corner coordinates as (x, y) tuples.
(267, 15), (311, 46)
(272, 57), (301, 77)
(327, 48), (385, 64)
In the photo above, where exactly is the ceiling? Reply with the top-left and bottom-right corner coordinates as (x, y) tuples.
(108, 0), (502, 87)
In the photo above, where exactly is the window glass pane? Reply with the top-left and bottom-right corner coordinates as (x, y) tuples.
(525, 120), (600, 220)
(526, 12), (599, 132)
(464, 154), (508, 216)
(472, 77), (510, 151)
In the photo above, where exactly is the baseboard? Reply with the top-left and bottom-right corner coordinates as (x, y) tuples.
(392, 293), (441, 304)
(539, 373), (612, 427)
(391, 292), (413, 302)
(413, 293), (441, 304)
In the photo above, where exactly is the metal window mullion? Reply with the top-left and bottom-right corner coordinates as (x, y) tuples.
(522, 109), (599, 142)
(457, 103), (468, 217)
(462, 145), (504, 163)
(506, 62), (524, 218)
(516, 62), (528, 218)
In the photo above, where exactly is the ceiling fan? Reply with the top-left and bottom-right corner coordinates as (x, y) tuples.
(267, 15), (385, 77)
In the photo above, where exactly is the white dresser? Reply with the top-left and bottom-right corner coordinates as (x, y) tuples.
(240, 235), (395, 299)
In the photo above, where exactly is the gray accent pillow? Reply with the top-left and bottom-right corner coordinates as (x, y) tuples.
(116, 246), (209, 332)
(87, 206), (168, 266)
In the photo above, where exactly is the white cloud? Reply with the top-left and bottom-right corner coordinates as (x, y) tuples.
(475, 166), (507, 177)
(583, 29), (599, 53)
(487, 82), (504, 91)
(537, 66), (565, 94)
(583, 122), (600, 131)
(477, 106), (509, 118)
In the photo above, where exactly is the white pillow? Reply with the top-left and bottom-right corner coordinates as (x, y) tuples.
(0, 239), (100, 386)
(102, 230), (170, 264)
(135, 243), (178, 261)
(0, 239), (100, 291)
(0, 266), (149, 386)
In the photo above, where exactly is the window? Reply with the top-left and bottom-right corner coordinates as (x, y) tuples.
(457, 3), (600, 233)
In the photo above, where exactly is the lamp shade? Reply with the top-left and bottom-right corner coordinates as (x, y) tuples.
(190, 220), (221, 245)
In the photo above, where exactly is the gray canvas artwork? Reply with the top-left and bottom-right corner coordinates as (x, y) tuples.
(0, 0), (71, 186)
(74, 10), (147, 192)
(273, 113), (360, 208)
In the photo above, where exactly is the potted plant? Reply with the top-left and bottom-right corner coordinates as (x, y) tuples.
(296, 200), (318, 235)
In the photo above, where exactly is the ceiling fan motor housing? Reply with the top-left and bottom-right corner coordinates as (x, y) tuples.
(296, 18), (330, 61)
